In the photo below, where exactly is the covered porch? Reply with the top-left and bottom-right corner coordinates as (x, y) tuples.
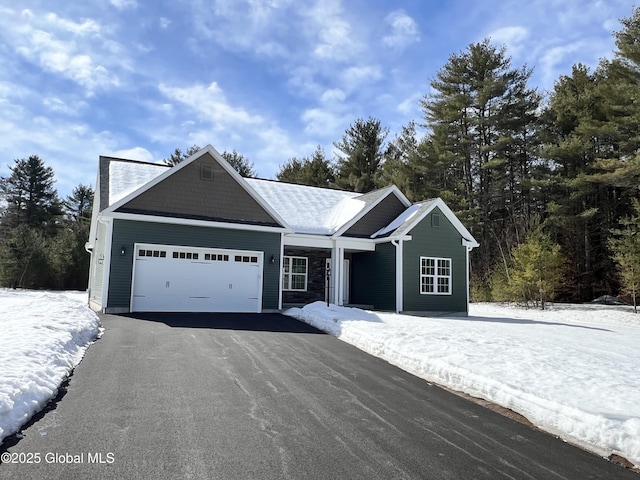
(279, 234), (379, 310)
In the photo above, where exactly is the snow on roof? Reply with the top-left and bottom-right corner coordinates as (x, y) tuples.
(101, 158), (376, 235)
(108, 160), (168, 206)
(371, 203), (423, 238)
(246, 179), (363, 235)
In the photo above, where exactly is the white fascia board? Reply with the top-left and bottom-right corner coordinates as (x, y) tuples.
(331, 185), (412, 239)
(333, 237), (376, 251)
(284, 233), (376, 251)
(107, 211), (291, 234)
(284, 234), (333, 249)
(102, 145), (293, 231)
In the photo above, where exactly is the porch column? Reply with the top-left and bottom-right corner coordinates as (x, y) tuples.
(337, 246), (345, 306)
(331, 243), (345, 306)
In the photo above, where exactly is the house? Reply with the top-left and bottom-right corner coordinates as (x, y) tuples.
(86, 145), (478, 315)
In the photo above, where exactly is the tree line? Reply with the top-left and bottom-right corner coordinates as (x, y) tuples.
(3, 7), (638, 309)
(0, 156), (93, 290)
(230, 7), (640, 308)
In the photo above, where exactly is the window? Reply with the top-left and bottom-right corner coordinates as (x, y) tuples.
(431, 214), (440, 227)
(283, 256), (308, 291)
(420, 257), (451, 295)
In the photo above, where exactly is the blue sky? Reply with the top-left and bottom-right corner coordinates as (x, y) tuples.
(0, 0), (635, 197)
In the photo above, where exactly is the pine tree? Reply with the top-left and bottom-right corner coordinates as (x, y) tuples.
(508, 219), (564, 309)
(334, 117), (388, 193)
(609, 199), (640, 313)
(277, 146), (335, 187)
(420, 39), (542, 280)
(220, 150), (256, 178)
(163, 145), (202, 166)
(1, 155), (61, 229)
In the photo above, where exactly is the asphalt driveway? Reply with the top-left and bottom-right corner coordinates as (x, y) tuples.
(1, 312), (634, 479)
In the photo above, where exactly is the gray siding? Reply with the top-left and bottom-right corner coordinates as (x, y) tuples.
(344, 194), (406, 238)
(117, 152), (280, 226)
(351, 243), (396, 310)
(89, 221), (107, 308)
(402, 207), (468, 313)
(107, 219), (281, 311)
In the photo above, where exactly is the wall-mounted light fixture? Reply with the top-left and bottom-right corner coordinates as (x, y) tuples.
(270, 255), (276, 264)
(120, 246), (126, 256)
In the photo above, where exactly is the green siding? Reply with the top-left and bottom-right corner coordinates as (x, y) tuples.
(107, 219), (281, 311)
(351, 243), (396, 310)
(402, 207), (468, 313)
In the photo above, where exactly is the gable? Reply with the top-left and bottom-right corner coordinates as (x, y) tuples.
(115, 152), (281, 227)
(343, 193), (408, 238)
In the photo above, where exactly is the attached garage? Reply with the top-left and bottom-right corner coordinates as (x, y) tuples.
(130, 243), (263, 313)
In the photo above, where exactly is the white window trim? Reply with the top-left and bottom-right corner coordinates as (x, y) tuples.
(420, 256), (452, 295)
(283, 256), (308, 291)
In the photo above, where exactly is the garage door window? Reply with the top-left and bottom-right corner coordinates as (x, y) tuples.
(139, 249), (166, 258)
(283, 256), (307, 291)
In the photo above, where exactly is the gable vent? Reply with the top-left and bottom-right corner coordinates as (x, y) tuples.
(201, 163), (214, 180)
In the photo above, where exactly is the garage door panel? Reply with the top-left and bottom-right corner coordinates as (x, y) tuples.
(131, 245), (263, 313)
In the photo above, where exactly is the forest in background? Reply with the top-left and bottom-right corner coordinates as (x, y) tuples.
(1, 7), (639, 307)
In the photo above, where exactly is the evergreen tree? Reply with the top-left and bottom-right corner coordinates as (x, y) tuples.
(1, 155), (62, 229)
(60, 185), (94, 289)
(220, 150), (256, 178)
(334, 117), (388, 193)
(420, 39), (542, 280)
(507, 219), (564, 309)
(163, 145), (202, 166)
(609, 199), (640, 313)
(277, 146), (335, 187)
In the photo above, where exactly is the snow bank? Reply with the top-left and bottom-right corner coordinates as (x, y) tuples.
(285, 301), (640, 467)
(0, 290), (100, 444)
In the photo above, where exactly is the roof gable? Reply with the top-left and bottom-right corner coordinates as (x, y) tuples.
(98, 156), (169, 212)
(372, 198), (479, 247)
(106, 146), (289, 229)
(337, 186), (411, 238)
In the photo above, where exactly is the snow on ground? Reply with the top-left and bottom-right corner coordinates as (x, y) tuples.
(285, 301), (640, 467)
(0, 290), (100, 445)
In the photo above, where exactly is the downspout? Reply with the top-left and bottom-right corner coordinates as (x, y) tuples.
(391, 239), (403, 313)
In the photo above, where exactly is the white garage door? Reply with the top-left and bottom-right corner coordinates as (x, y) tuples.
(130, 243), (263, 313)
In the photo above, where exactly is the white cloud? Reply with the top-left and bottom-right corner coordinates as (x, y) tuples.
(538, 41), (585, 85)
(341, 65), (382, 91)
(397, 92), (422, 116)
(301, 107), (349, 137)
(487, 25), (528, 54)
(110, 0), (138, 10)
(109, 147), (154, 162)
(382, 10), (419, 49)
(42, 96), (88, 116)
(320, 88), (346, 104)
(0, 6), (127, 95)
(159, 82), (263, 130)
(305, 0), (363, 62)
(159, 17), (171, 29)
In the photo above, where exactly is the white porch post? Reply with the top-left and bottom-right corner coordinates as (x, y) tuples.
(337, 246), (345, 306)
(330, 242), (345, 306)
(392, 239), (403, 313)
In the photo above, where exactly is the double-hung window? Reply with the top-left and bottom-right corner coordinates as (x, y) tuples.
(283, 256), (308, 291)
(420, 257), (452, 295)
